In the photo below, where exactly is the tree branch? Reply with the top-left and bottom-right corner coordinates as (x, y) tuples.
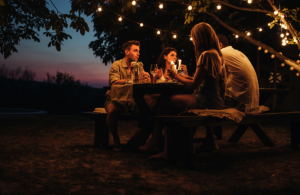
(205, 11), (300, 73)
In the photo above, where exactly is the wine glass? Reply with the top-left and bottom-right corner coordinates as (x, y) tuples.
(150, 64), (158, 77)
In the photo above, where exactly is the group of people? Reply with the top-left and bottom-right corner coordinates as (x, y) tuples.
(104, 22), (259, 158)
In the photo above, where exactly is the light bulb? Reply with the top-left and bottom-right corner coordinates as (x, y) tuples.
(282, 42), (286, 46)
(264, 50), (268, 53)
(118, 16), (122, 21)
(259, 28), (262, 32)
(294, 38), (297, 43)
(285, 40), (289, 43)
(247, 32), (251, 36)
(284, 25), (288, 29)
(235, 34), (239, 38)
(281, 63), (285, 67)
(290, 66), (294, 71)
(140, 23), (143, 27)
(280, 33), (284, 38)
(132, 0), (136, 5)
(271, 54), (275, 58)
(268, 23), (271, 26)
(159, 3), (163, 9)
(173, 34), (177, 39)
(157, 30), (160, 35)
(258, 47), (261, 50)
(217, 5), (221, 10)
(98, 7), (102, 12)
(190, 37), (193, 41)
(274, 10), (278, 15)
(281, 14), (284, 18)
(286, 32), (289, 36)
(279, 52), (282, 55)
(247, 0), (252, 4)
(296, 73), (300, 76)
(297, 60), (300, 63)
(188, 5), (192, 10)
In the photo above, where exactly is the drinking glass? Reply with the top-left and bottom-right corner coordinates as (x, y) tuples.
(150, 64), (158, 77)
(125, 69), (132, 84)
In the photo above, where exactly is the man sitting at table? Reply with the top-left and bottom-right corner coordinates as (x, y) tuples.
(104, 40), (151, 151)
(217, 34), (259, 110)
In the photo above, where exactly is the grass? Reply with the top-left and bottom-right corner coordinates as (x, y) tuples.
(0, 115), (299, 195)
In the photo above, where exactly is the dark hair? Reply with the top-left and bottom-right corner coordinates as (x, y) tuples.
(122, 40), (140, 54)
(217, 34), (229, 47)
(191, 22), (222, 63)
(156, 47), (177, 72)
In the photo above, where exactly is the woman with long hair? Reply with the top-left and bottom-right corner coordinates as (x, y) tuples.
(139, 22), (226, 159)
(152, 47), (188, 83)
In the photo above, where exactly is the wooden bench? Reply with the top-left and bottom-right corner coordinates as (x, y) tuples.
(149, 111), (300, 168)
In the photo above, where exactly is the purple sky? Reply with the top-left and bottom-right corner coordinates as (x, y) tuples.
(0, 0), (111, 88)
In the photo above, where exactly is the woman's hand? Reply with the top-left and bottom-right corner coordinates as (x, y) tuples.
(167, 69), (177, 79)
(180, 64), (188, 75)
(140, 71), (151, 83)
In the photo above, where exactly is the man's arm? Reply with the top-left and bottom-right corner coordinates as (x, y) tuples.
(109, 62), (125, 86)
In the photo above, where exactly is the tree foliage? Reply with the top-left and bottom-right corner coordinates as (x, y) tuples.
(0, 0), (89, 59)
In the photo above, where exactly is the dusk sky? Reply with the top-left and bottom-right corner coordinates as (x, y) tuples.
(0, 0), (111, 88)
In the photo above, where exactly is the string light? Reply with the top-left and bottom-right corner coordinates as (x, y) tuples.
(285, 40), (289, 43)
(297, 60), (300, 63)
(188, 5), (192, 10)
(296, 73), (300, 76)
(247, 0), (252, 4)
(159, 3), (163, 9)
(98, 7), (102, 12)
(118, 16), (122, 21)
(281, 63), (285, 67)
(286, 32), (289, 36)
(290, 67), (294, 71)
(271, 54), (275, 58)
(264, 50), (268, 53)
(259, 28), (262, 32)
(247, 32), (251, 36)
(280, 33), (284, 38)
(268, 23), (271, 26)
(258, 47), (261, 50)
(274, 10), (278, 15)
(235, 34), (239, 38)
(132, 0), (136, 5)
(190, 37), (193, 41)
(140, 23), (143, 27)
(279, 52), (282, 55)
(157, 30), (160, 35)
(173, 34), (177, 39)
(282, 42), (286, 46)
(217, 4), (221, 10)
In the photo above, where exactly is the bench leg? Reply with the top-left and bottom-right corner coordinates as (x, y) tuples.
(167, 123), (194, 168)
(213, 126), (222, 140)
(228, 124), (249, 143)
(291, 121), (300, 148)
(250, 123), (275, 147)
(94, 116), (109, 148)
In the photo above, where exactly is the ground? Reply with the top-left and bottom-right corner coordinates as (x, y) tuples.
(0, 115), (299, 195)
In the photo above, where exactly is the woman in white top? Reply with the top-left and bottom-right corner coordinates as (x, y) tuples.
(152, 47), (188, 83)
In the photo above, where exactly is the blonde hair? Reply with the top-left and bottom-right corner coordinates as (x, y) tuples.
(191, 22), (222, 63)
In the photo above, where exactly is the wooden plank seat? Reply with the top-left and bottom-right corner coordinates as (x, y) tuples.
(148, 111), (300, 167)
(82, 109), (141, 148)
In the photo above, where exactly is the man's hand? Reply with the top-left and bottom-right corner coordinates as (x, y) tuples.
(140, 71), (151, 83)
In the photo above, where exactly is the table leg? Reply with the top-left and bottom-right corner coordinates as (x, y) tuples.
(94, 115), (109, 148)
(250, 123), (275, 147)
(228, 124), (249, 143)
(291, 121), (300, 148)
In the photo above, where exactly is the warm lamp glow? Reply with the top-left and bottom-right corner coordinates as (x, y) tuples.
(268, 23), (271, 26)
(98, 7), (102, 12)
(290, 67), (294, 71)
(132, 0), (136, 5)
(280, 33), (284, 38)
(258, 47), (261, 50)
(140, 23), (143, 27)
(190, 37), (193, 41)
(247, 0), (252, 4)
(159, 3), (163, 9)
(281, 63), (285, 67)
(271, 54), (275, 58)
(259, 28), (262, 32)
(188, 5), (192, 10)
(118, 16), (122, 21)
(157, 30), (160, 35)
(173, 34), (177, 39)
(217, 5), (221, 10)
(247, 32), (251, 36)
(274, 10), (278, 15)
(264, 50), (268, 53)
(235, 34), (239, 38)
(296, 73), (300, 76)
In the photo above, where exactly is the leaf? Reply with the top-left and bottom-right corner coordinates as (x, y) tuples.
(56, 28), (61, 35)
(80, 28), (85, 36)
(46, 25), (50, 31)
(55, 42), (61, 51)
(48, 42), (51, 47)
(0, 0), (5, 6)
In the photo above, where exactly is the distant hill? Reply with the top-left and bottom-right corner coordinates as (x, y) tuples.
(0, 78), (107, 114)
